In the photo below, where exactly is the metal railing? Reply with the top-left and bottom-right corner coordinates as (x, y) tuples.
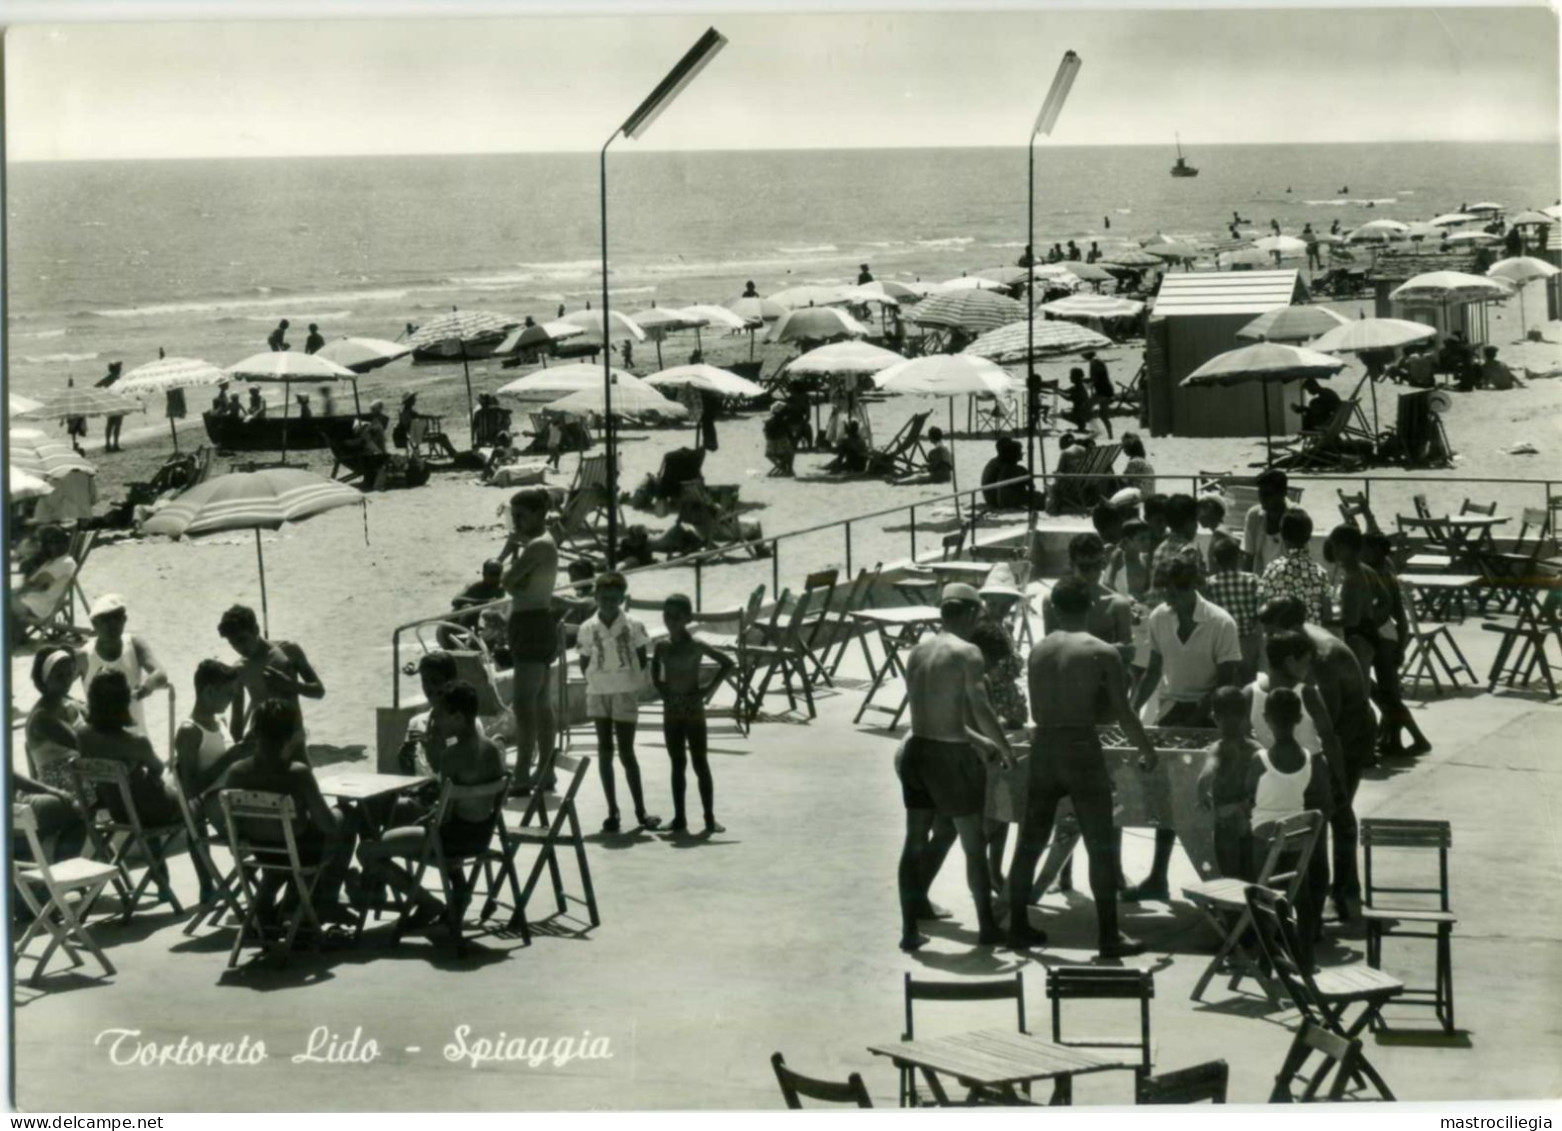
(388, 467), (1561, 705)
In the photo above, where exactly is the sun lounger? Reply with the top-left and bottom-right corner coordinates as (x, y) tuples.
(1275, 401), (1365, 472)
(871, 409), (933, 478)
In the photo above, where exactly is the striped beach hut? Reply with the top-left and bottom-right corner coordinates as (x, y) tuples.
(1144, 270), (1308, 439)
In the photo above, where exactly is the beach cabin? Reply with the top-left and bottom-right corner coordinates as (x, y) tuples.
(1144, 270), (1307, 439)
(1371, 253), (1493, 345)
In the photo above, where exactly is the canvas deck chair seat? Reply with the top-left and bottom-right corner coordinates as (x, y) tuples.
(567, 453), (610, 502)
(679, 480), (766, 558)
(1111, 363), (1145, 415)
(547, 487), (610, 559)
(870, 409), (933, 478)
(1275, 401), (1364, 471)
(12, 803), (120, 985)
(71, 758), (187, 923)
(218, 789), (331, 969)
(496, 753), (599, 936)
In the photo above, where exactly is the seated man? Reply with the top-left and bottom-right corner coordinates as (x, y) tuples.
(1291, 377), (1343, 432)
(1479, 345), (1523, 391)
(437, 560), (508, 652)
(823, 420), (870, 474)
(980, 437), (1043, 510)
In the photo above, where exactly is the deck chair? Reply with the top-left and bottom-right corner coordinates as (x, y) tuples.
(902, 972), (1026, 1107)
(1110, 363), (1145, 415)
(1399, 580), (1477, 693)
(218, 789), (329, 969)
(969, 393), (1020, 436)
(568, 453), (610, 501)
(385, 774), (516, 955)
(680, 480), (766, 558)
(547, 486), (610, 559)
(1336, 490), (1383, 535)
(1245, 886), (1401, 1101)
(771, 1052), (874, 1109)
(500, 753), (599, 935)
(12, 803), (120, 985)
(872, 409), (933, 478)
(1135, 1060), (1229, 1104)
(1276, 401), (1361, 471)
(1270, 1021), (1372, 1102)
(70, 758), (187, 923)
(1360, 818), (1457, 1034)
(1047, 966), (1155, 1087)
(745, 588), (819, 722)
(1183, 809), (1324, 1004)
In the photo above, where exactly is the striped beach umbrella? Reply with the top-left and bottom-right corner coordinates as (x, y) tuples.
(8, 431), (97, 480)
(1346, 220), (1410, 244)
(9, 465), (55, 503)
(906, 289), (1027, 335)
(314, 337), (412, 374)
(962, 318), (1112, 364)
(1037, 294), (1146, 320)
(409, 308), (521, 442)
(1309, 318), (1437, 354)
(8, 393), (43, 416)
(142, 467), (367, 634)
(17, 386), (144, 422)
(1388, 271), (1511, 307)
(1181, 342), (1346, 464)
(117, 356), (228, 394)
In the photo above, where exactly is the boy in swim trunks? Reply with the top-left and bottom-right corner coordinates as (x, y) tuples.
(500, 487), (560, 794)
(578, 572), (660, 833)
(1197, 686), (1260, 881)
(651, 594), (735, 835)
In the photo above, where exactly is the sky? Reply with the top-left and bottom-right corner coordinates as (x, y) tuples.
(3, 4), (1558, 160)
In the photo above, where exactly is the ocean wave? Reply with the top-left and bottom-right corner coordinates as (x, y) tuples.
(1305, 198), (1400, 207)
(23, 328), (68, 339)
(1397, 190), (1416, 195)
(777, 244), (838, 255)
(561, 285), (656, 298)
(85, 287), (411, 319)
(915, 237), (975, 248)
(862, 241), (905, 249)
(23, 351), (99, 363)
(1116, 208), (1133, 214)
(242, 310), (353, 323)
(989, 241), (1028, 249)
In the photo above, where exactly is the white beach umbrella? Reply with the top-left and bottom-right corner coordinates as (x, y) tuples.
(1037, 294), (1145, 320)
(1429, 212), (1478, 227)
(225, 352), (359, 382)
(1236, 305), (1350, 343)
(1507, 210), (1553, 227)
(545, 384), (685, 420)
(562, 309), (647, 344)
(786, 341), (905, 379)
(767, 285), (852, 310)
(765, 306), (868, 345)
(1218, 248), (1272, 269)
(644, 364), (765, 399)
(724, 295), (785, 322)
(1487, 257), (1561, 337)
(1346, 220), (1410, 244)
(962, 318), (1112, 364)
(1544, 204), (1562, 221)
(9, 465), (54, 502)
(679, 304), (752, 330)
(1389, 271), (1512, 307)
(874, 355), (1016, 507)
(496, 364), (651, 403)
(1403, 222), (1443, 242)
(1252, 235), (1309, 256)
(314, 337), (412, 374)
(1310, 318), (1437, 354)
(937, 275), (1010, 292)
(626, 307), (704, 366)
(841, 285), (901, 308)
(1466, 202), (1503, 213)
(1100, 249), (1165, 268)
(1445, 231), (1500, 247)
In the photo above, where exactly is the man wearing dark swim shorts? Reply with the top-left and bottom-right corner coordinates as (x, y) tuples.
(896, 584), (1014, 953)
(1007, 576), (1158, 958)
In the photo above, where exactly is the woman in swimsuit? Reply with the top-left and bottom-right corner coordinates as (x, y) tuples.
(500, 487), (561, 793)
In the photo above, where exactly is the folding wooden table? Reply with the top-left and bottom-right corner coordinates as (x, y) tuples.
(868, 1028), (1132, 1106)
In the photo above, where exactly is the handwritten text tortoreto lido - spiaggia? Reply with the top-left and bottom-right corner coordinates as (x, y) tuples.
(94, 1026), (616, 1069)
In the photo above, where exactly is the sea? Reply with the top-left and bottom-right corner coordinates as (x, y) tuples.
(4, 142), (1558, 399)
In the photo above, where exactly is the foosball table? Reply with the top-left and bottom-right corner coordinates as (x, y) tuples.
(986, 726), (1223, 894)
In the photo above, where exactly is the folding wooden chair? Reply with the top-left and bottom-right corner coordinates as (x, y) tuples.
(389, 774), (516, 955)
(1336, 490), (1383, 536)
(873, 409), (933, 478)
(969, 392), (1020, 437)
(1482, 577), (1562, 696)
(1047, 966), (1155, 1089)
(1276, 402), (1362, 472)
(1245, 886), (1401, 1101)
(1270, 1021), (1374, 1102)
(71, 758), (187, 923)
(1361, 818), (1457, 1034)
(1183, 809), (1324, 1004)
(902, 972), (1026, 1107)
(500, 753), (599, 935)
(1110, 363), (1144, 416)
(820, 565), (883, 678)
(795, 567), (840, 688)
(218, 789), (328, 969)
(1135, 1060), (1229, 1104)
(169, 754), (243, 938)
(744, 588), (819, 722)
(12, 802), (120, 985)
(547, 487), (610, 559)
(1399, 580), (1477, 693)
(771, 1052), (874, 1109)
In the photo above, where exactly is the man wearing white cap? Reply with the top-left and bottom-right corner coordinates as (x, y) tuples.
(897, 583), (1014, 952)
(78, 593), (167, 738)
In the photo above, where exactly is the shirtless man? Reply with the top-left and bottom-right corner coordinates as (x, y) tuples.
(217, 604), (324, 759)
(500, 487), (560, 794)
(898, 584), (1014, 952)
(1007, 576), (1157, 958)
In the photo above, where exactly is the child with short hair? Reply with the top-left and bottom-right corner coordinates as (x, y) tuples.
(925, 427), (953, 484)
(1197, 686), (1260, 880)
(1105, 518), (1153, 603)
(545, 413), (565, 471)
(1196, 493), (1228, 568)
(578, 572), (660, 832)
(651, 594), (735, 835)
(1205, 534), (1262, 680)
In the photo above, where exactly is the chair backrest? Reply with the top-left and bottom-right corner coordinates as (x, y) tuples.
(743, 584), (767, 625)
(745, 589), (789, 646)
(1251, 809), (1325, 905)
(904, 972), (1026, 1041)
(1360, 817), (1451, 914)
(1274, 1021), (1364, 1102)
(574, 454), (608, 495)
(1136, 1059), (1229, 1104)
(426, 774), (512, 861)
(1244, 886), (1324, 1024)
(219, 789), (312, 878)
(1309, 401), (1355, 440)
(1513, 507), (1553, 560)
(1083, 442), (1122, 476)
(70, 757), (139, 830)
(11, 802), (52, 871)
(1336, 490), (1382, 535)
(803, 568), (839, 608)
(1046, 966), (1154, 1075)
(883, 409), (930, 456)
(1459, 498), (1496, 517)
(770, 1052), (873, 1109)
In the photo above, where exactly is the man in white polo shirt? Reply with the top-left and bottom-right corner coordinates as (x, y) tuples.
(1122, 555), (1243, 901)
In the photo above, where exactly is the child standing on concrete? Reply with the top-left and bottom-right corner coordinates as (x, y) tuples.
(578, 571), (660, 833)
(1197, 686), (1260, 880)
(651, 594), (735, 835)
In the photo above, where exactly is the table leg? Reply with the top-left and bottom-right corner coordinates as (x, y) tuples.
(1049, 1075), (1074, 1106)
(853, 628), (897, 724)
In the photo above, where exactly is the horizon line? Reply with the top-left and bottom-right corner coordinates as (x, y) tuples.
(8, 136), (1557, 165)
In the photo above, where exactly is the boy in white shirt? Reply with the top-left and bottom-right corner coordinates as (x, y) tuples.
(578, 572), (661, 832)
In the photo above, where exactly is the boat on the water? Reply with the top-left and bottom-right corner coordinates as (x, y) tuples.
(202, 411), (372, 452)
(1171, 134), (1198, 178)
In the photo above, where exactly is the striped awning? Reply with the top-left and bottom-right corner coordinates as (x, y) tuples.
(141, 468), (365, 538)
(1153, 270), (1303, 317)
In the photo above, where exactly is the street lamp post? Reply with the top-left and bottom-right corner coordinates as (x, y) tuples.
(599, 26), (728, 568)
(1025, 50), (1081, 490)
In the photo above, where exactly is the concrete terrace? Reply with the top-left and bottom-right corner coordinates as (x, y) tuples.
(9, 597), (1561, 1112)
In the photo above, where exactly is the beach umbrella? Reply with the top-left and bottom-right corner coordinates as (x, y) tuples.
(679, 304), (753, 330)
(9, 465), (54, 503)
(766, 306), (868, 345)
(937, 275), (1010, 292)
(1236, 305), (1350, 343)
(644, 364), (765, 399)
(892, 280), (947, 298)
(495, 364), (650, 403)
(116, 356), (229, 451)
(1508, 210), (1552, 227)
(1100, 249), (1164, 268)
(1430, 212), (1478, 227)
(1466, 202), (1503, 214)
(1487, 256), (1561, 338)
(1445, 231), (1500, 247)
(1346, 220), (1410, 244)
(315, 337), (411, 374)
(544, 383), (686, 421)
(142, 467), (366, 636)
(628, 307), (702, 367)
(1218, 248), (1272, 269)
(1142, 241), (1200, 263)
(767, 285), (852, 310)
(8, 393), (43, 416)
(1312, 317), (1439, 437)
(1402, 222), (1443, 242)
(1181, 342), (1345, 463)
(8, 431), (96, 480)
(962, 318), (1112, 364)
(17, 386), (144, 423)
(1252, 235), (1309, 257)
(874, 355), (1016, 509)
(493, 320), (585, 366)
(226, 351), (361, 461)
(1037, 294), (1145, 320)
(1389, 271), (1511, 307)
(786, 341), (905, 379)
(840, 285), (902, 308)
(970, 267), (1031, 287)
(724, 295), (785, 322)
(1544, 204), (1562, 221)
(561, 309), (646, 345)
(406, 309), (522, 442)
(906, 289), (1027, 336)
(1060, 262), (1117, 284)
(1312, 233), (1347, 246)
